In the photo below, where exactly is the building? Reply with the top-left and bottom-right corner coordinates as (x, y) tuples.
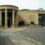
(0, 5), (45, 28)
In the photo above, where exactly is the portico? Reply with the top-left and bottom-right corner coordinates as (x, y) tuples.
(0, 5), (18, 28)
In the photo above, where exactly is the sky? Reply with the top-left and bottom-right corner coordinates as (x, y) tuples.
(0, 0), (45, 10)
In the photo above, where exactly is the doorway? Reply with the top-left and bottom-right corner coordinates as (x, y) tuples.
(18, 21), (25, 27)
(7, 9), (12, 27)
(39, 14), (45, 26)
(30, 21), (35, 25)
(1, 9), (5, 27)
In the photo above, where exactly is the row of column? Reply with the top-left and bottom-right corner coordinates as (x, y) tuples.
(0, 9), (15, 28)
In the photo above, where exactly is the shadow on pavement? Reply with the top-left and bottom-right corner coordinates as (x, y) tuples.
(0, 36), (15, 45)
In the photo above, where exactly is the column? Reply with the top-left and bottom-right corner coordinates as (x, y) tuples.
(5, 9), (7, 28)
(15, 10), (18, 27)
(16, 12), (18, 27)
(0, 10), (2, 27)
(12, 9), (14, 27)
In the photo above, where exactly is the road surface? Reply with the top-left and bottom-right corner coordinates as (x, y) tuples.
(18, 26), (45, 45)
(0, 32), (41, 45)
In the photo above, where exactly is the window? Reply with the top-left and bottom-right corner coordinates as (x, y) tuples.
(1, 9), (5, 27)
(14, 10), (17, 15)
(7, 9), (13, 27)
(18, 21), (25, 27)
(30, 21), (35, 25)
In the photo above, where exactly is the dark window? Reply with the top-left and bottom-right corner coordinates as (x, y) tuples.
(30, 21), (35, 25)
(7, 9), (13, 27)
(14, 10), (17, 15)
(1, 9), (5, 27)
(18, 21), (25, 27)
(39, 14), (45, 26)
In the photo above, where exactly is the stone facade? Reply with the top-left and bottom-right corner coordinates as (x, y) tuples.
(0, 5), (45, 28)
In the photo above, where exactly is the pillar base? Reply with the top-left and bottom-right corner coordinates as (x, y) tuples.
(5, 25), (7, 28)
(12, 25), (14, 28)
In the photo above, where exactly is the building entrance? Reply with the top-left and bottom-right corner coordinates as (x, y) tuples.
(39, 14), (45, 26)
(7, 9), (12, 27)
(1, 9), (5, 27)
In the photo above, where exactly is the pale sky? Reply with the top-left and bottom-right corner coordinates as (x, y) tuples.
(0, 0), (45, 10)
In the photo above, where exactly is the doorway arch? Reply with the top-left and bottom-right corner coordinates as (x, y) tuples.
(30, 21), (35, 25)
(18, 21), (25, 27)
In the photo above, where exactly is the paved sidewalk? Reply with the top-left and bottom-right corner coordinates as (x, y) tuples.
(9, 33), (42, 45)
(0, 27), (30, 32)
(0, 32), (42, 45)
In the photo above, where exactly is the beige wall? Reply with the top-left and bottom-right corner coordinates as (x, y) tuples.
(17, 10), (38, 25)
(39, 11), (45, 14)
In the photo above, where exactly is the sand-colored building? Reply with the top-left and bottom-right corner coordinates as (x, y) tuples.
(0, 5), (45, 28)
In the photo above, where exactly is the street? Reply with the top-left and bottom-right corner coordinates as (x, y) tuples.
(0, 26), (45, 45)
(0, 32), (41, 45)
(0, 36), (15, 45)
(18, 26), (45, 45)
